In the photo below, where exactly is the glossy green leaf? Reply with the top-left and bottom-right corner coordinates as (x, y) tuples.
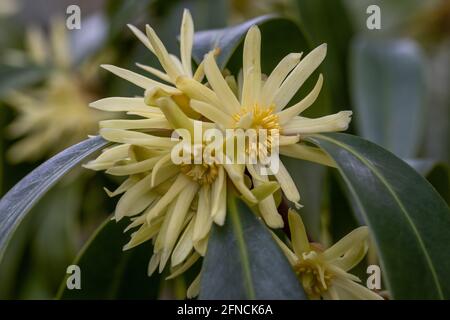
(306, 133), (450, 299)
(407, 159), (450, 205)
(193, 15), (276, 69)
(0, 136), (108, 261)
(58, 218), (160, 299)
(350, 37), (426, 158)
(199, 193), (306, 299)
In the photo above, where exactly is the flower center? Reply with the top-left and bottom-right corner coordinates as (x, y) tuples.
(232, 104), (280, 131)
(293, 251), (334, 299)
(232, 104), (280, 157)
(180, 162), (218, 185)
(178, 144), (219, 185)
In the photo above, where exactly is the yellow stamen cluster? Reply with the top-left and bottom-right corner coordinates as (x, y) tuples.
(233, 104), (280, 131)
(180, 162), (219, 185)
(293, 251), (333, 298)
(232, 104), (280, 156)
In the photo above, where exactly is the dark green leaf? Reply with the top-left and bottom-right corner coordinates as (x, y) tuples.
(293, 0), (354, 112)
(199, 194), (306, 299)
(407, 159), (450, 205)
(350, 37), (426, 158)
(282, 157), (326, 241)
(58, 218), (160, 299)
(193, 15), (277, 69)
(307, 133), (450, 299)
(0, 136), (108, 261)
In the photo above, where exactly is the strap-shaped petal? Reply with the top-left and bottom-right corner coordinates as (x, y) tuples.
(180, 9), (194, 77)
(242, 25), (261, 107)
(127, 24), (155, 53)
(176, 76), (221, 107)
(282, 111), (352, 135)
(277, 74), (323, 124)
(288, 209), (310, 256)
(171, 216), (195, 266)
(146, 25), (182, 81)
(273, 161), (301, 207)
(279, 143), (336, 167)
(90, 97), (161, 113)
(136, 63), (172, 83)
(204, 51), (241, 114)
(194, 185), (212, 241)
(146, 173), (191, 223)
(101, 64), (180, 94)
(261, 52), (302, 107)
(273, 43), (327, 110)
(190, 99), (234, 128)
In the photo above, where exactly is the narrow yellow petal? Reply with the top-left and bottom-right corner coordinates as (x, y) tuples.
(127, 24), (155, 53)
(145, 174), (191, 222)
(89, 97), (161, 113)
(136, 63), (172, 83)
(223, 163), (257, 203)
(161, 184), (199, 268)
(242, 25), (261, 107)
(277, 74), (323, 124)
(323, 226), (369, 262)
(280, 143), (336, 168)
(175, 76), (221, 107)
(100, 118), (170, 130)
(99, 128), (175, 148)
(193, 186), (212, 242)
(171, 217), (195, 266)
(256, 191), (284, 228)
(101, 64), (180, 94)
(106, 156), (163, 176)
(190, 99), (234, 128)
(180, 9), (194, 77)
(104, 176), (138, 197)
(186, 272), (201, 298)
(83, 144), (130, 171)
(123, 216), (164, 250)
(157, 97), (194, 134)
(115, 174), (154, 220)
(288, 209), (310, 256)
(148, 252), (161, 276)
(204, 52), (241, 114)
(166, 252), (200, 280)
(146, 25), (181, 81)
(274, 43), (327, 110)
(282, 111), (352, 135)
(274, 161), (301, 207)
(332, 278), (383, 300)
(261, 52), (302, 107)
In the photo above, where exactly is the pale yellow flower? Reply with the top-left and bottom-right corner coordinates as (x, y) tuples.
(273, 210), (383, 300)
(178, 25), (351, 228)
(5, 18), (105, 163)
(86, 10), (277, 298)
